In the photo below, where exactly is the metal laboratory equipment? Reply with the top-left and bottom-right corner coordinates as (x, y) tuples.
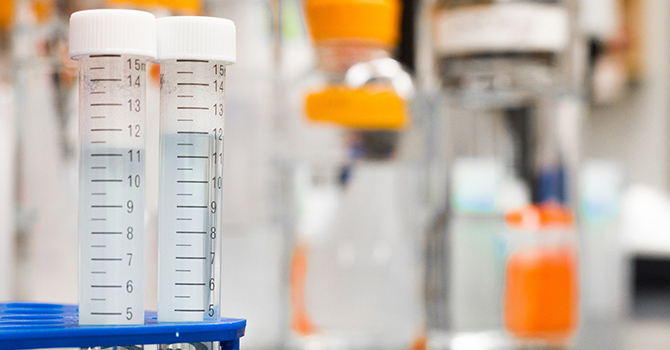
(428, 0), (584, 348)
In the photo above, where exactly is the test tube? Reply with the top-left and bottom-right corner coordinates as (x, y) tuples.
(69, 10), (156, 326)
(155, 16), (236, 348)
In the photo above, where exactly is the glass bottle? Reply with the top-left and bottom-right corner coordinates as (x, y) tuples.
(282, 0), (426, 348)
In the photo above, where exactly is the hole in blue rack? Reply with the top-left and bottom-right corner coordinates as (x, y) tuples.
(6, 303), (63, 309)
(1, 314), (64, 320)
(3, 308), (65, 315)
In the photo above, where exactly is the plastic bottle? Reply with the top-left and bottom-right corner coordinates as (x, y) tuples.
(282, 0), (425, 348)
(503, 204), (579, 344)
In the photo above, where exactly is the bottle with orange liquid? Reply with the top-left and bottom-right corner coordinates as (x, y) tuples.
(280, 0), (426, 348)
(503, 204), (579, 346)
(423, 0), (585, 348)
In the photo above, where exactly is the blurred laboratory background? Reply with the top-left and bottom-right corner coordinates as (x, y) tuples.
(4, 0), (670, 349)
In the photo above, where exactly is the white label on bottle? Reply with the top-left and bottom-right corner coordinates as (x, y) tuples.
(434, 3), (570, 55)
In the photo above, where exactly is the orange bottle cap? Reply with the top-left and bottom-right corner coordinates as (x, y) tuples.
(0, 0), (12, 30)
(106, 0), (201, 14)
(505, 203), (574, 230)
(305, 85), (408, 130)
(32, 0), (54, 23)
(305, 0), (401, 47)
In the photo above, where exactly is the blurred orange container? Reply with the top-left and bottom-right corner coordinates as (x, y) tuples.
(503, 204), (579, 341)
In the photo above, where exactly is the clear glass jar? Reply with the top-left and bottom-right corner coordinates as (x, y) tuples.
(282, 40), (425, 349)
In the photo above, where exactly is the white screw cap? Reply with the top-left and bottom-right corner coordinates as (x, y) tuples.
(69, 9), (157, 60)
(156, 16), (236, 64)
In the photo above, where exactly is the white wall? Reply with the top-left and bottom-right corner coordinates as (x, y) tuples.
(0, 83), (15, 301)
(583, 0), (670, 192)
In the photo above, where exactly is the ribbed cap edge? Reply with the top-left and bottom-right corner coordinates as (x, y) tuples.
(69, 9), (157, 59)
(156, 16), (236, 63)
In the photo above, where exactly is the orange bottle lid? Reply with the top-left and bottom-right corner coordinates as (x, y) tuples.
(32, 0), (53, 23)
(305, 0), (401, 47)
(505, 203), (574, 230)
(305, 85), (409, 130)
(1, 0), (54, 28)
(0, 0), (12, 30)
(105, 0), (201, 14)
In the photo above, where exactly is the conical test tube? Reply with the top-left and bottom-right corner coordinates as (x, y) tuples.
(70, 9), (156, 327)
(155, 16), (236, 350)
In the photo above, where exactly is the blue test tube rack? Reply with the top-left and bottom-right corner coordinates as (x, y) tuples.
(0, 303), (246, 349)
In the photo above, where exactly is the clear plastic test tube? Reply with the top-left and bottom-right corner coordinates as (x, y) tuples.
(69, 9), (156, 326)
(156, 16), (236, 349)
